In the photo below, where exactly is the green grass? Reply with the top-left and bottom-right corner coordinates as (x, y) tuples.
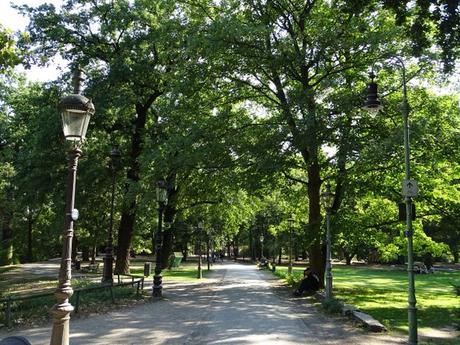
(333, 266), (460, 333)
(275, 265), (459, 335)
(129, 261), (211, 281)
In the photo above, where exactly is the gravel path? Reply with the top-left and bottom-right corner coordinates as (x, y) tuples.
(1, 262), (409, 344)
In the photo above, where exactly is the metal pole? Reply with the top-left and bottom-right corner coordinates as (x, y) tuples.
(325, 208), (333, 300)
(152, 203), (164, 297)
(102, 166), (116, 284)
(206, 234), (210, 271)
(50, 146), (80, 345)
(399, 58), (418, 345)
(197, 227), (202, 279)
(288, 222), (293, 275)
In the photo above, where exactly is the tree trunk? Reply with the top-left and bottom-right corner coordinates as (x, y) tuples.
(115, 95), (159, 274)
(90, 245), (96, 264)
(227, 239), (231, 258)
(250, 228), (256, 261)
(161, 227), (173, 268)
(452, 246), (459, 263)
(160, 174), (178, 268)
(82, 246), (90, 261)
(115, 205), (136, 274)
(0, 224), (13, 266)
(27, 216), (33, 263)
(307, 160), (324, 286)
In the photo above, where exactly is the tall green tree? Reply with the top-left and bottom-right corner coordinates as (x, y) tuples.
(192, 0), (404, 280)
(19, 0), (204, 273)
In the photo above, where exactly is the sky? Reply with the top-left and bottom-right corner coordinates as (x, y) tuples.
(1, 0), (65, 82)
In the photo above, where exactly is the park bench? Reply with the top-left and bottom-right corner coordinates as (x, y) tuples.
(80, 262), (100, 273)
(168, 252), (183, 268)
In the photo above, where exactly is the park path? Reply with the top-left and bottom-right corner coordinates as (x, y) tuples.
(0, 261), (407, 345)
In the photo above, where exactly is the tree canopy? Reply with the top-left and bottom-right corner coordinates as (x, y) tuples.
(0, 0), (458, 272)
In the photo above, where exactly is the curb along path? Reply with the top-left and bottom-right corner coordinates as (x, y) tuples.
(0, 262), (406, 345)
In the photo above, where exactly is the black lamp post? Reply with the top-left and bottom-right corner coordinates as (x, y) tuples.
(102, 147), (121, 284)
(152, 179), (167, 298)
(287, 218), (294, 275)
(197, 221), (203, 279)
(51, 81), (94, 345)
(321, 183), (334, 301)
(364, 62), (418, 344)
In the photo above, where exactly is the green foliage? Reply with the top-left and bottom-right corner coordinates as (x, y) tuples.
(0, 0), (458, 276)
(0, 25), (24, 73)
(321, 298), (343, 314)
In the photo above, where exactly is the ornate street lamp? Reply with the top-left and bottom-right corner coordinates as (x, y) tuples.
(51, 81), (94, 345)
(287, 218), (294, 275)
(102, 147), (121, 284)
(153, 179), (167, 297)
(321, 183), (334, 301)
(364, 60), (418, 344)
(197, 221), (203, 279)
(363, 71), (381, 115)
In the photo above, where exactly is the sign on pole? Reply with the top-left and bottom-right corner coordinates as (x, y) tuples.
(402, 179), (418, 197)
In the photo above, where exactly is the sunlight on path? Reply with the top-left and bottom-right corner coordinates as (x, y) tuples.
(0, 262), (407, 345)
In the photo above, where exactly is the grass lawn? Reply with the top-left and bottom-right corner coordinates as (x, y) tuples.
(277, 264), (459, 336)
(333, 265), (459, 334)
(129, 259), (211, 281)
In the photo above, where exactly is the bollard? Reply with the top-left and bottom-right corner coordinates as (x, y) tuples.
(5, 297), (12, 328)
(144, 262), (152, 277)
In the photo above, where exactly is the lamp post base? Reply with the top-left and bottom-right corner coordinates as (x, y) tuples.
(152, 273), (162, 298)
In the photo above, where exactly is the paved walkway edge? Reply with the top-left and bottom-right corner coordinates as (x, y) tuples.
(314, 292), (387, 332)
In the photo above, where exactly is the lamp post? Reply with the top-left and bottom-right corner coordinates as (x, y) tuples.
(364, 61), (418, 344)
(287, 218), (294, 275)
(321, 183), (334, 301)
(206, 227), (212, 271)
(153, 179), (167, 298)
(197, 221), (203, 279)
(102, 147), (121, 284)
(51, 80), (94, 345)
(260, 234), (264, 260)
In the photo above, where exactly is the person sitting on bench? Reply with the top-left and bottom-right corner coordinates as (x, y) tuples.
(293, 267), (320, 296)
